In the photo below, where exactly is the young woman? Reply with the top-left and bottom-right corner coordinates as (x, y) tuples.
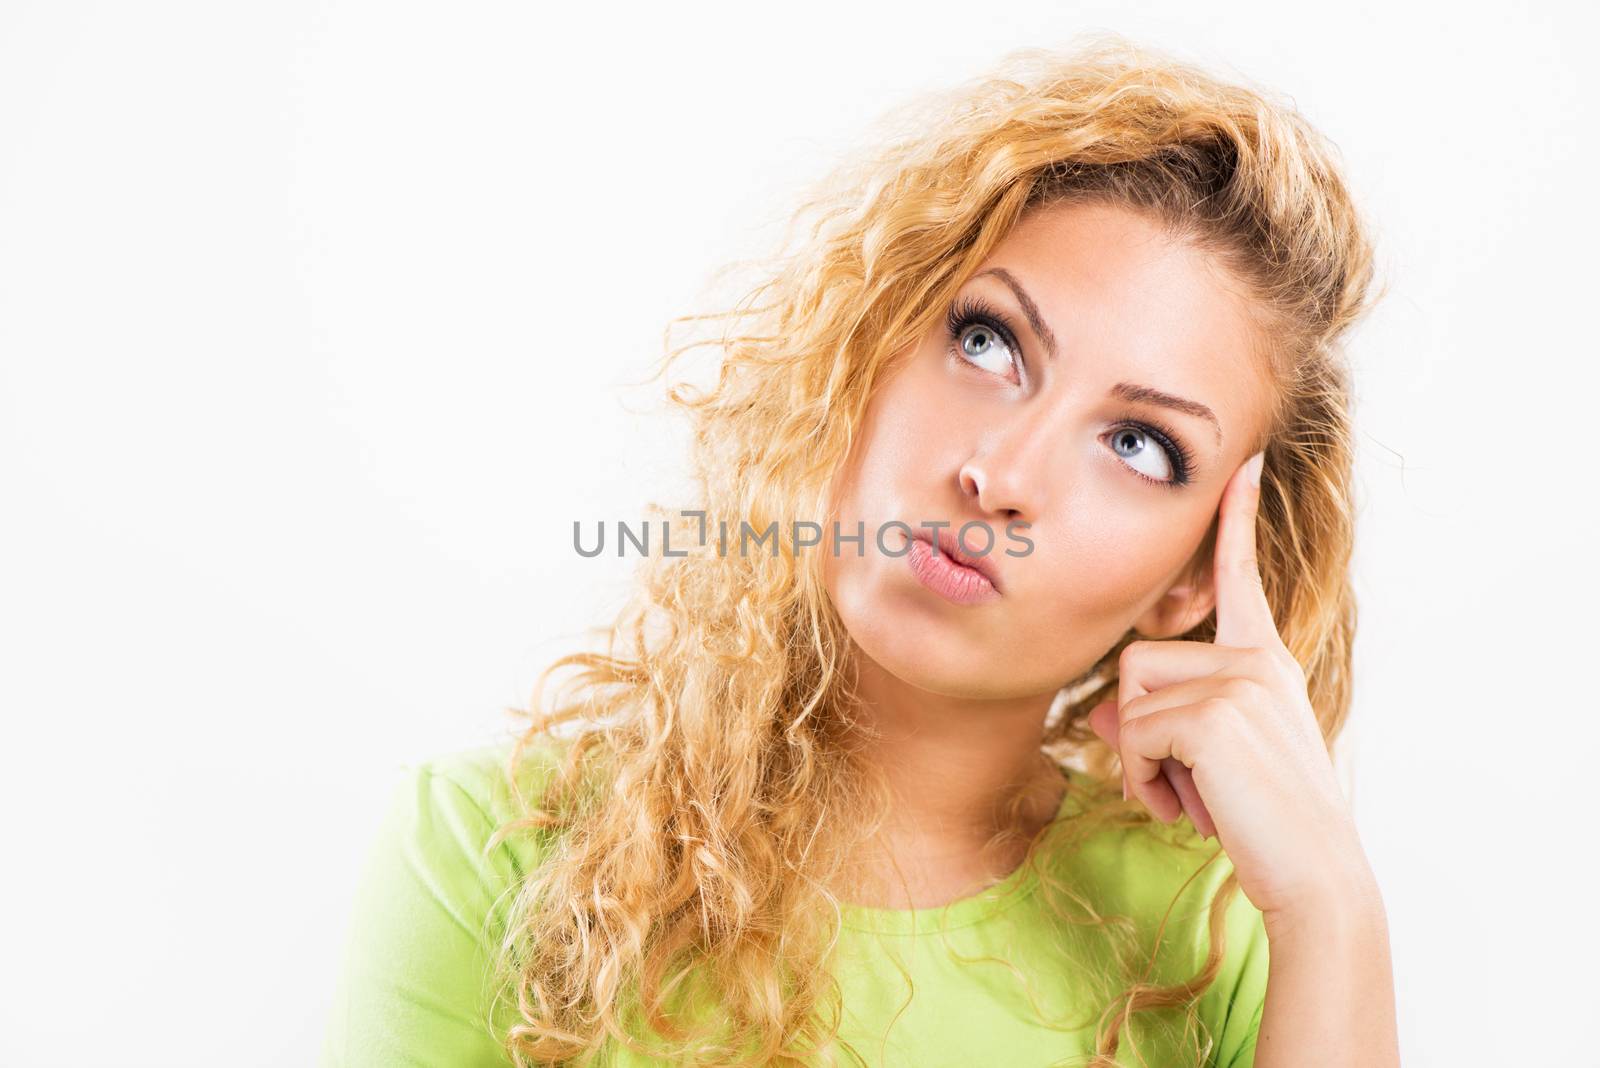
(323, 36), (1399, 1068)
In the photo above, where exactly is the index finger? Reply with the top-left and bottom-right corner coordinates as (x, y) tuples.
(1211, 450), (1276, 649)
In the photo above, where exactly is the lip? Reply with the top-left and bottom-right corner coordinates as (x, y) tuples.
(905, 528), (1003, 605)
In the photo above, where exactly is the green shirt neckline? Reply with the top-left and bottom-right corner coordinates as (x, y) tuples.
(836, 767), (1082, 936)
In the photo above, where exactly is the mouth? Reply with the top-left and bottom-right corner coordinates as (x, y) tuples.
(904, 528), (1003, 605)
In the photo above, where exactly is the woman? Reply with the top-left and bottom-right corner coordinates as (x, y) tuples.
(323, 35), (1399, 1067)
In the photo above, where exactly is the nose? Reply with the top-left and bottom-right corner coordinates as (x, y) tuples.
(957, 410), (1052, 525)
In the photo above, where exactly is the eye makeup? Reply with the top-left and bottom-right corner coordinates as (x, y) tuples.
(944, 293), (1024, 383)
(942, 293), (1201, 489)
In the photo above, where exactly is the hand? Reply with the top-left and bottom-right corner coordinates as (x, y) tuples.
(1088, 450), (1372, 917)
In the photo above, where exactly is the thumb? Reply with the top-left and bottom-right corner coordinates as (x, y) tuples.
(1088, 699), (1118, 747)
(1088, 698), (1132, 800)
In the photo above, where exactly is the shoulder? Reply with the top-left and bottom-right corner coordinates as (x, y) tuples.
(321, 731), (583, 1067)
(392, 729), (580, 884)
(342, 729), (583, 947)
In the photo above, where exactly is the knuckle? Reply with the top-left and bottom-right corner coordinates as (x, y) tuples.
(1200, 696), (1236, 726)
(1246, 646), (1278, 675)
(1221, 676), (1258, 704)
(1248, 645), (1302, 688)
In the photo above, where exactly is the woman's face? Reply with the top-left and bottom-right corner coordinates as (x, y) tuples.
(823, 199), (1278, 701)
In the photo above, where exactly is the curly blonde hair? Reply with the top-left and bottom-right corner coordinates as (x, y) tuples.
(481, 32), (1382, 1067)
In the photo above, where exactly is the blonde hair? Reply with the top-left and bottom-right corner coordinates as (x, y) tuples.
(484, 32), (1381, 1066)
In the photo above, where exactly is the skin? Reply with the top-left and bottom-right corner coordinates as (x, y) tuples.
(821, 199), (1399, 1065)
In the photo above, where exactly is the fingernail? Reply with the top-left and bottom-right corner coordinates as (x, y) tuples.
(1247, 451), (1264, 487)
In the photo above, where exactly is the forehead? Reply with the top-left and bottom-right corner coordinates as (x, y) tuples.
(979, 200), (1275, 451)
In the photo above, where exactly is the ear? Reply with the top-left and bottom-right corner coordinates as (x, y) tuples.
(1131, 521), (1220, 639)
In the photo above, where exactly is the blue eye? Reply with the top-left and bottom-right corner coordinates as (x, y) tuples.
(1105, 419), (1195, 488)
(1109, 425), (1174, 482)
(945, 295), (1023, 382)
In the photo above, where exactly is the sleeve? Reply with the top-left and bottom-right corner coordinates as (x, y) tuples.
(320, 760), (519, 1068)
(1203, 887), (1271, 1068)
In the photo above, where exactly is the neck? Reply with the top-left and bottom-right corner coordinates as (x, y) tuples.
(841, 647), (1069, 895)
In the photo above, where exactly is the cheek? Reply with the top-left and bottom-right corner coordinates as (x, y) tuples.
(826, 366), (944, 529)
(821, 370), (958, 639)
(855, 391), (948, 496)
(1019, 506), (1212, 640)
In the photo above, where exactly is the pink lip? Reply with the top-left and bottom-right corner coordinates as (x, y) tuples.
(905, 530), (1002, 605)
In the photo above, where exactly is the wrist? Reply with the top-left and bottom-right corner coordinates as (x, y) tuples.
(1263, 863), (1387, 945)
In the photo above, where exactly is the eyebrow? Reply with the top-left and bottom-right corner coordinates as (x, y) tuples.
(971, 266), (1223, 445)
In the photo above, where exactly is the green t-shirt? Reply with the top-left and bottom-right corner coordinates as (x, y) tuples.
(321, 733), (1269, 1067)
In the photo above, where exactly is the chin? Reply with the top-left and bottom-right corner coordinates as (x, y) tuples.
(860, 641), (1018, 700)
(831, 590), (1005, 701)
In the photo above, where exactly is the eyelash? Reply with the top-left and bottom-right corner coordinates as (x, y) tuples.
(942, 295), (1198, 489)
(1111, 415), (1197, 489)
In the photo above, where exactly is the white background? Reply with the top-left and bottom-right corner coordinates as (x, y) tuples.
(2, 3), (1594, 1065)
